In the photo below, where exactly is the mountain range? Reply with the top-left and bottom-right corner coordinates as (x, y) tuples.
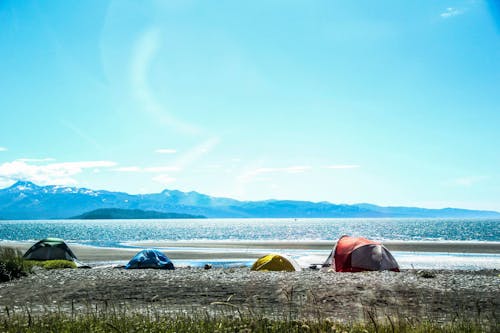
(0, 181), (499, 220)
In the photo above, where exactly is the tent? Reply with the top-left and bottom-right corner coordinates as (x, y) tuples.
(23, 238), (79, 262)
(125, 249), (175, 269)
(322, 235), (399, 272)
(251, 253), (301, 272)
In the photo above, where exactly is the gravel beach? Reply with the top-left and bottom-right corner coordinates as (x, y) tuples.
(1, 240), (499, 325)
(0, 266), (498, 324)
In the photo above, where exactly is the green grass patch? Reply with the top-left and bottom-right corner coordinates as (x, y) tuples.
(25, 259), (76, 270)
(0, 311), (493, 333)
(0, 247), (31, 282)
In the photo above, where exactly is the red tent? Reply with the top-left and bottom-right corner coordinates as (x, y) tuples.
(323, 235), (399, 272)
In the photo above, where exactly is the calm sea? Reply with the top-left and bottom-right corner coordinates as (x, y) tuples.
(0, 218), (498, 245)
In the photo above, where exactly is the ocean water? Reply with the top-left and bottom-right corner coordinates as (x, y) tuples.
(0, 218), (499, 245)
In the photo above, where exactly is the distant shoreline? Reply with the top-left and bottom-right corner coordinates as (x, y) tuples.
(3, 216), (500, 220)
(69, 208), (206, 220)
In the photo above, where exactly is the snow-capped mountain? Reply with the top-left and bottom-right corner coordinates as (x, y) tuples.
(0, 181), (499, 220)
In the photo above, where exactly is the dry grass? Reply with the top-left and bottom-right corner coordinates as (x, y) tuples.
(0, 300), (496, 333)
(25, 259), (77, 270)
(0, 247), (30, 282)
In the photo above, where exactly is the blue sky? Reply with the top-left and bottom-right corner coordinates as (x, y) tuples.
(0, 0), (499, 210)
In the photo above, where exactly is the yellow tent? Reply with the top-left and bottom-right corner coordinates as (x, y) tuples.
(251, 253), (301, 272)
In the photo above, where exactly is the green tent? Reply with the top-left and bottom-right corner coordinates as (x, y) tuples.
(23, 238), (79, 262)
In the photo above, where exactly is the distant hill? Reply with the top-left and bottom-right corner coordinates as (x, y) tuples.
(70, 208), (205, 220)
(1, 181), (499, 219)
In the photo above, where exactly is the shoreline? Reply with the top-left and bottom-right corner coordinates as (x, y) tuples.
(1, 240), (500, 263)
(0, 240), (500, 259)
(124, 239), (500, 253)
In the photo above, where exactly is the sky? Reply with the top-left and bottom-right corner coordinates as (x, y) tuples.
(0, 0), (499, 210)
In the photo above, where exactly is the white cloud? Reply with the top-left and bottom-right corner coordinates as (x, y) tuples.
(172, 137), (220, 170)
(440, 7), (464, 18)
(145, 166), (180, 172)
(16, 158), (56, 162)
(325, 164), (360, 169)
(205, 164), (223, 169)
(116, 139), (219, 176)
(239, 165), (311, 183)
(114, 166), (179, 173)
(0, 147), (6, 152)
(0, 160), (117, 186)
(114, 166), (142, 172)
(155, 148), (177, 154)
(152, 174), (176, 185)
(451, 176), (488, 187)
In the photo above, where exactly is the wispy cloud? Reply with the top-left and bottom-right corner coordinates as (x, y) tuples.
(114, 166), (141, 172)
(114, 166), (179, 173)
(59, 120), (104, 151)
(116, 138), (218, 184)
(16, 158), (56, 163)
(115, 164), (182, 188)
(155, 148), (177, 154)
(132, 28), (221, 173)
(440, 7), (465, 18)
(0, 147), (7, 152)
(204, 164), (223, 169)
(324, 164), (360, 169)
(450, 176), (488, 187)
(0, 160), (117, 186)
(131, 28), (201, 135)
(173, 137), (220, 170)
(152, 174), (176, 186)
(239, 165), (311, 183)
(145, 166), (180, 172)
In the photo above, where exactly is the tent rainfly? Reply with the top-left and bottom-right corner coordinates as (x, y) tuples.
(23, 238), (79, 262)
(125, 249), (175, 269)
(322, 235), (400, 272)
(251, 253), (301, 272)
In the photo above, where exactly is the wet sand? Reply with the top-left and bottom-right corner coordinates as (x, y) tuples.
(0, 241), (261, 261)
(125, 240), (500, 253)
(2, 240), (499, 263)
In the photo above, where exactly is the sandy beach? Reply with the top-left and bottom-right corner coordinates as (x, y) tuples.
(2, 240), (500, 263)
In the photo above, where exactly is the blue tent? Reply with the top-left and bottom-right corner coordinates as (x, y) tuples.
(125, 249), (175, 270)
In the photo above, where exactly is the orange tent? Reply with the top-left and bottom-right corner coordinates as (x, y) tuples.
(323, 235), (399, 272)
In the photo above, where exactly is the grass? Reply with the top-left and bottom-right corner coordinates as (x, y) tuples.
(0, 246), (75, 282)
(0, 309), (493, 333)
(25, 259), (77, 270)
(0, 247), (31, 282)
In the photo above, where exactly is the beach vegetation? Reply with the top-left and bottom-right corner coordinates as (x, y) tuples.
(0, 309), (493, 333)
(25, 259), (76, 270)
(0, 247), (30, 282)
